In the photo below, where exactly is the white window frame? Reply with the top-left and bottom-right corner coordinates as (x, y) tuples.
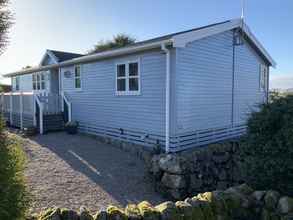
(260, 64), (268, 92)
(115, 59), (141, 96)
(74, 65), (82, 90)
(32, 72), (47, 91)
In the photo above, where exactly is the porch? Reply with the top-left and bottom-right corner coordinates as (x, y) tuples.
(0, 92), (72, 134)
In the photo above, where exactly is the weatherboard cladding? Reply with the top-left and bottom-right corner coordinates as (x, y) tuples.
(175, 31), (234, 134)
(174, 30), (267, 142)
(61, 49), (167, 137)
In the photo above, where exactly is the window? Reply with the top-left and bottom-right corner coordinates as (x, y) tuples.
(74, 65), (81, 89)
(33, 72), (47, 91)
(260, 64), (268, 91)
(15, 76), (20, 91)
(116, 60), (140, 95)
(13, 76), (20, 91)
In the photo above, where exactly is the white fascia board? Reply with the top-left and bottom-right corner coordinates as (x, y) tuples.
(242, 23), (276, 67)
(172, 19), (276, 67)
(4, 39), (172, 77)
(172, 19), (241, 47)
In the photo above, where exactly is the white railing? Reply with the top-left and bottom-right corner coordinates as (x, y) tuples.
(62, 92), (72, 122)
(0, 92), (35, 130)
(38, 93), (62, 115)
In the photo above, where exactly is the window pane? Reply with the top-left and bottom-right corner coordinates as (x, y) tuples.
(41, 73), (45, 80)
(75, 78), (81, 88)
(33, 82), (36, 90)
(129, 62), (138, 76)
(117, 79), (126, 91)
(117, 64), (126, 77)
(129, 78), (139, 91)
(75, 66), (80, 77)
(37, 74), (40, 82)
(37, 82), (40, 90)
(32, 74), (36, 81)
(41, 81), (46, 90)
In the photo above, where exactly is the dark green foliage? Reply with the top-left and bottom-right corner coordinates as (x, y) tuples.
(0, 117), (30, 219)
(0, 0), (13, 55)
(88, 34), (136, 54)
(240, 94), (293, 195)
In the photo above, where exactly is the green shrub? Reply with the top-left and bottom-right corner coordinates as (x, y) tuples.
(0, 117), (30, 219)
(240, 94), (293, 195)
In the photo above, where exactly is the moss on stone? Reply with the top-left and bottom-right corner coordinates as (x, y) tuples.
(125, 204), (142, 220)
(201, 192), (227, 215)
(60, 208), (79, 220)
(155, 201), (181, 220)
(175, 201), (193, 220)
(93, 210), (107, 220)
(137, 201), (160, 220)
(107, 206), (127, 220)
(80, 207), (94, 220)
(38, 207), (61, 220)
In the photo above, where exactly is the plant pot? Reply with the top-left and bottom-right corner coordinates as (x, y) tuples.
(66, 126), (78, 134)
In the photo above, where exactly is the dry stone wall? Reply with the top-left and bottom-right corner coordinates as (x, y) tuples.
(147, 141), (245, 200)
(30, 184), (293, 220)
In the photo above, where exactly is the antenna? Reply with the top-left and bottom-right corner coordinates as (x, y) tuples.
(241, 0), (245, 20)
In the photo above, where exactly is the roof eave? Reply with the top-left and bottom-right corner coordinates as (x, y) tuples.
(4, 39), (173, 77)
(172, 19), (276, 68)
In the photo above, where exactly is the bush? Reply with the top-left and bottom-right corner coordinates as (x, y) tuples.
(240, 94), (293, 195)
(0, 117), (30, 219)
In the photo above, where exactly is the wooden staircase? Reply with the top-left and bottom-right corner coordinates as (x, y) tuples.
(43, 114), (65, 133)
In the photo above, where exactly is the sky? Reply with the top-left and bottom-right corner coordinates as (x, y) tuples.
(0, 0), (292, 89)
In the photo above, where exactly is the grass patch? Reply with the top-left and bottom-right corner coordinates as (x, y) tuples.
(0, 118), (30, 220)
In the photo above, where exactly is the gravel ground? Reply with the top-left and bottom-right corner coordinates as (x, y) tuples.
(16, 131), (164, 214)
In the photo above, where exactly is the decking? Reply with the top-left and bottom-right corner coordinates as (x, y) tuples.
(0, 92), (71, 133)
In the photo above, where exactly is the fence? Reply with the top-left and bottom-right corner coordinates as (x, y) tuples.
(38, 93), (62, 115)
(0, 92), (70, 134)
(0, 92), (35, 129)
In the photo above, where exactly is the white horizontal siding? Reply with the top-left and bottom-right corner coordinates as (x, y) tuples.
(61, 50), (166, 136)
(175, 31), (234, 133)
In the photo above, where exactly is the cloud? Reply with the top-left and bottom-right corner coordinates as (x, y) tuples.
(270, 74), (293, 90)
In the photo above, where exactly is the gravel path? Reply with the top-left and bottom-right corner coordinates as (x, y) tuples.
(18, 131), (164, 214)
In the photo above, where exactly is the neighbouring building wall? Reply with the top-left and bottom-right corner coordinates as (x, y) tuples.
(60, 49), (170, 146)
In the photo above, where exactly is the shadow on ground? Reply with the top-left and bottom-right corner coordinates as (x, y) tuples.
(28, 131), (164, 207)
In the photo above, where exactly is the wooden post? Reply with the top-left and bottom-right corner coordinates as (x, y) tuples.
(33, 94), (37, 126)
(20, 92), (23, 130)
(9, 92), (12, 125)
(39, 103), (43, 134)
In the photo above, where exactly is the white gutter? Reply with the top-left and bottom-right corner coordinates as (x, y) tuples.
(4, 39), (173, 77)
(161, 44), (171, 153)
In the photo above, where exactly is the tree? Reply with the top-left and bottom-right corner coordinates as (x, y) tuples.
(88, 34), (136, 54)
(0, 0), (13, 55)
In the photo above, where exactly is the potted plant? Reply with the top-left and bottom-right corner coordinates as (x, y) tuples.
(65, 121), (79, 134)
(23, 126), (37, 136)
